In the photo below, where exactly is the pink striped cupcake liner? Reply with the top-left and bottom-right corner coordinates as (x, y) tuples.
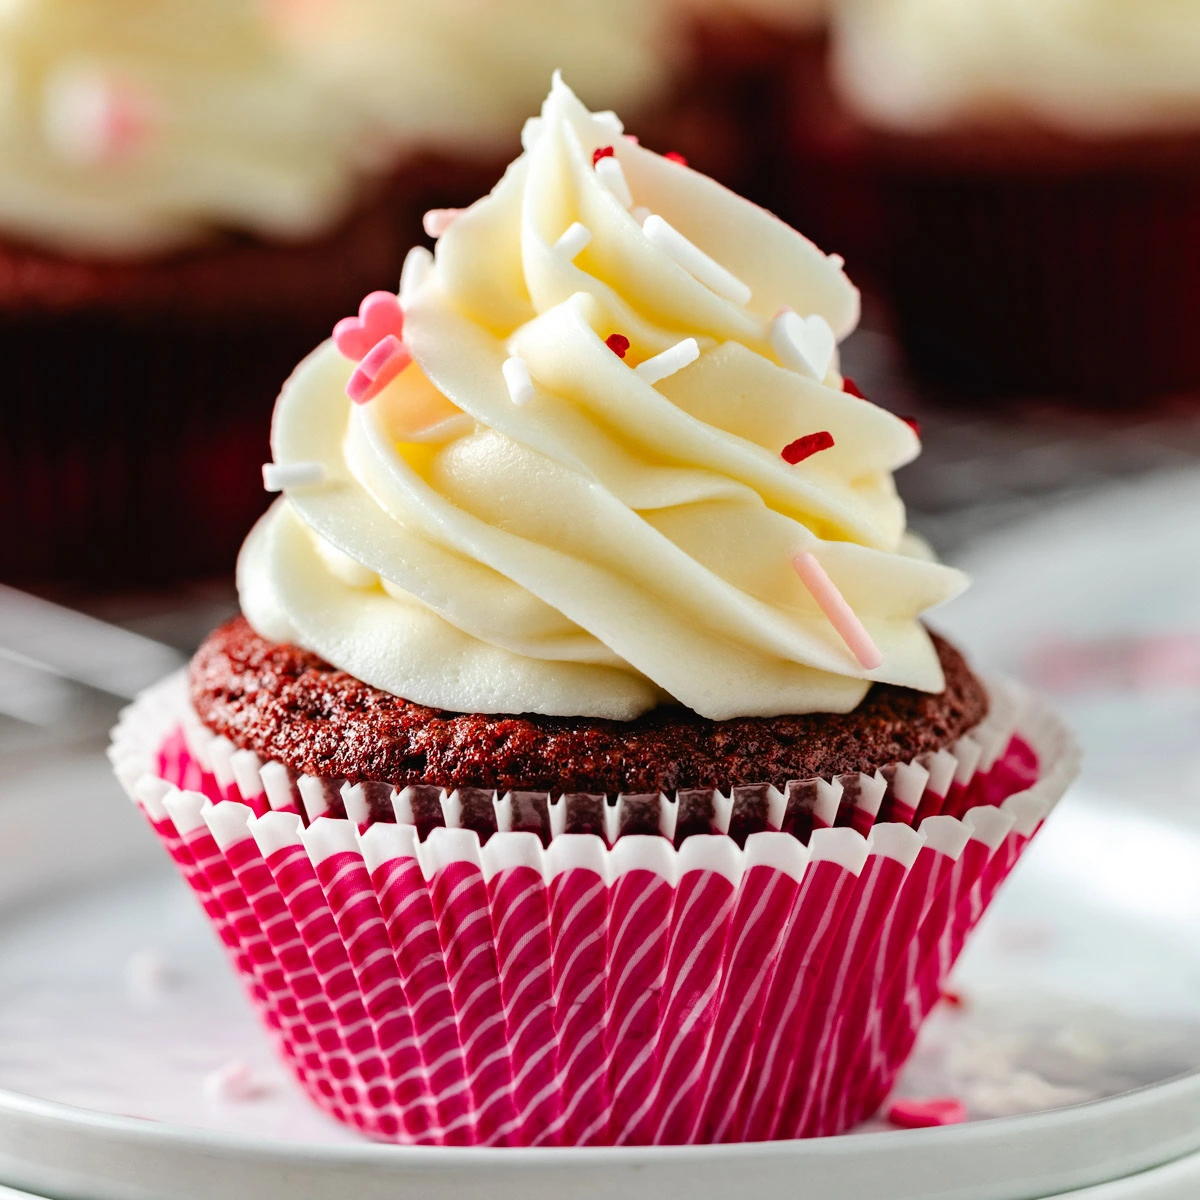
(109, 673), (1076, 1146)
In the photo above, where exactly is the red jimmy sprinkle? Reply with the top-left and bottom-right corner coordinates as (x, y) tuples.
(664, 151), (688, 165)
(842, 376), (867, 399)
(781, 430), (834, 464)
(592, 145), (615, 166)
(901, 416), (922, 438)
(606, 333), (630, 358)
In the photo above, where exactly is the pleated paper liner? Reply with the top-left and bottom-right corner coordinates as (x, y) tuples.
(109, 673), (1077, 1146)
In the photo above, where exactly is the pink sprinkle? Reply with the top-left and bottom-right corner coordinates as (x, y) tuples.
(606, 333), (630, 358)
(624, 134), (640, 144)
(346, 335), (411, 404)
(592, 145), (615, 166)
(48, 73), (153, 164)
(333, 291), (404, 362)
(664, 151), (688, 165)
(793, 551), (883, 670)
(422, 208), (462, 238)
(887, 1097), (967, 1129)
(781, 430), (834, 465)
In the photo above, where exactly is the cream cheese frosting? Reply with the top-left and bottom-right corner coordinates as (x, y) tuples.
(834, 0), (1200, 137)
(0, 0), (383, 257)
(242, 76), (967, 721)
(270, 0), (682, 157)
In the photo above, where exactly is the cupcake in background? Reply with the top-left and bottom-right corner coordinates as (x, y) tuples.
(268, 0), (687, 241)
(1, 0), (399, 586)
(796, 0), (1200, 403)
(111, 77), (1076, 1145)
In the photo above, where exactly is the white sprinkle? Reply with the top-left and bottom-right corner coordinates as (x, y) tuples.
(203, 1060), (267, 1104)
(631, 205), (652, 226)
(502, 356), (534, 406)
(554, 222), (591, 259)
(399, 245), (433, 301)
(593, 110), (624, 135)
(423, 208), (462, 238)
(595, 155), (633, 209)
(635, 338), (699, 385)
(520, 116), (543, 151)
(125, 950), (177, 1006)
(829, 253), (846, 269)
(643, 215), (752, 305)
(770, 309), (835, 381)
(262, 461), (325, 493)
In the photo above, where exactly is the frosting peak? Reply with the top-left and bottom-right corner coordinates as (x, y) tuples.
(243, 77), (967, 720)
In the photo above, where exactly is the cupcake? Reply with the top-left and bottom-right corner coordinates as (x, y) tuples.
(110, 76), (1077, 1145)
(791, 0), (1200, 403)
(1, 0), (398, 585)
(268, 0), (687, 245)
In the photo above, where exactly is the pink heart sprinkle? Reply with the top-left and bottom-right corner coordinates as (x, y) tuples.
(333, 291), (404, 363)
(887, 1097), (967, 1129)
(346, 335), (411, 404)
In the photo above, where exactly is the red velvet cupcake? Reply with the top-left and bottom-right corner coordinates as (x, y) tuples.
(111, 78), (1076, 1146)
(1, 0), (401, 585)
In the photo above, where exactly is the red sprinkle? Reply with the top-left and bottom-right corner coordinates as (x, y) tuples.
(592, 145), (615, 166)
(664, 151), (688, 165)
(781, 430), (835, 465)
(606, 333), (630, 358)
(940, 988), (965, 1008)
(901, 415), (922, 438)
(887, 1097), (967, 1129)
(842, 376), (867, 399)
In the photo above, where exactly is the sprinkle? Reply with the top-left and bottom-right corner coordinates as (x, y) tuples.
(635, 338), (699, 385)
(940, 988), (965, 1008)
(262, 461), (326, 492)
(631, 205), (652, 226)
(643, 215), (752, 305)
(346, 334), (411, 404)
(781, 430), (834, 465)
(592, 145), (615, 166)
(606, 333), (630, 358)
(502, 355), (534, 406)
(422, 208), (462, 238)
(770, 308), (835, 381)
(901, 415), (922, 437)
(44, 69), (152, 165)
(842, 376), (866, 399)
(624, 133), (640, 144)
(887, 1097), (967, 1129)
(203, 1060), (268, 1104)
(333, 290), (404, 362)
(399, 246), (433, 302)
(595, 154), (633, 208)
(829, 253), (846, 269)
(793, 551), (883, 671)
(554, 222), (592, 259)
(125, 950), (177, 1006)
(664, 151), (688, 165)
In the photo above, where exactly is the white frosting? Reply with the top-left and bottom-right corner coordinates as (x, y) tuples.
(834, 0), (1200, 137)
(241, 77), (967, 721)
(0, 0), (383, 257)
(271, 0), (682, 156)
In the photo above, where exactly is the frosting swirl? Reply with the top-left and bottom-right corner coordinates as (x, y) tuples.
(0, 0), (382, 257)
(242, 76), (967, 720)
(834, 0), (1200, 137)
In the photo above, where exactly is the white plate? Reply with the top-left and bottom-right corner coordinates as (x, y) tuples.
(1, 746), (1200, 1200)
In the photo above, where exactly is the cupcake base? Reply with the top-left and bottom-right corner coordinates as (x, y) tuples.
(110, 674), (1076, 1146)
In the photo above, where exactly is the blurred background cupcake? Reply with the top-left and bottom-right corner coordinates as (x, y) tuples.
(269, 0), (688, 243)
(0, 0), (400, 588)
(788, 0), (1200, 405)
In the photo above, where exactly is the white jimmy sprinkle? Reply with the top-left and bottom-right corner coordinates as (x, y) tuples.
(422, 208), (462, 238)
(502, 356), (535, 406)
(399, 245), (434, 301)
(554, 222), (592, 259)
(203, 1060), (266, 1104)
(643, 215), (752, 305)
(635, 338), (699, 385)
(770, 309), (835, 381)
(262, 461), (325, 492)
(595, 154), (633, 209)
(631, 205), (652, 226)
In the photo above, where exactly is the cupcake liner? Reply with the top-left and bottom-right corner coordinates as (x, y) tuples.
(109, 673), (1076, 1145)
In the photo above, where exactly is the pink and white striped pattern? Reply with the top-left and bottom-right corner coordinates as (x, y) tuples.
(107, 676), (1077, 1145)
